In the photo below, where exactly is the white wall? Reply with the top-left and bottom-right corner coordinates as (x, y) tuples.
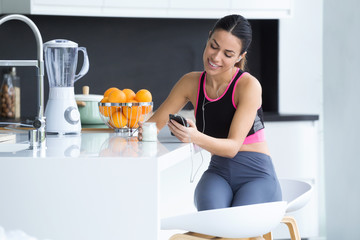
(323, 0), (360, 239)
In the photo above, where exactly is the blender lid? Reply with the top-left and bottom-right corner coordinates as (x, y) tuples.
(44, 39), (78, 48)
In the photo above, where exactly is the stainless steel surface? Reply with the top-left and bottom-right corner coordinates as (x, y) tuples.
(28, 128), (46, 150)
(0, 14), (46, 148)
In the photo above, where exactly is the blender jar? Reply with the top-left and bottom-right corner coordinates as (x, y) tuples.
(44, 39), (89, 87)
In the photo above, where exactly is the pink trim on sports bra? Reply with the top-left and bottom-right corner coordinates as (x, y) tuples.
(204, 68), (240, 102)
(243, 129), (265, 145)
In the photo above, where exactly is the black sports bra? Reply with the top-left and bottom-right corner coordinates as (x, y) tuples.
(195, 70), (265, 139)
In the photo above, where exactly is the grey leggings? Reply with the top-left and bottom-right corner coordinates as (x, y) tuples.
(194, 151), (282, 211)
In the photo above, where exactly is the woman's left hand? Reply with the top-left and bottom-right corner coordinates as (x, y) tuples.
(168, 118), (198, 143)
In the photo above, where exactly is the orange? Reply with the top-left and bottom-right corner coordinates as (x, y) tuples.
(109, 111), (128, 129)
(101, 97), (109, 102)
(99, 97), (116, 117)
(122, 88), (136, 102)
(141, 104), (153, 115)
(108, 89), (126, 103)
(135, 89), (152, 102)
(128, 113), (145, 128)
(104, 87), (119, 98)
(128, 117), (139, 128)
(123, 100), (140, 119)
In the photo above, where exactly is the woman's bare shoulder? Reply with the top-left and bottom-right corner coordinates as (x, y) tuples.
(233, 72), (262, 107)
(174, 71), (203, 92)
(237, 72), (262, 92)
(181, 71), (203, 83)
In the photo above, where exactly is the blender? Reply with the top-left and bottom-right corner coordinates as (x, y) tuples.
(44, 39), (89, 134)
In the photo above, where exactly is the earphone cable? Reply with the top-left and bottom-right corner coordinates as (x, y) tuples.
(181, 116), (204, 183)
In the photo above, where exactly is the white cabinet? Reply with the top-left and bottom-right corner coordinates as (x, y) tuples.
(265, 121), (321, 239)
(170, 0), (231, 9)
(0, 0), (103, 16)
(232, 0), (293, 19)
(0, 0), (293, 19)
(104, 0), (168, 9)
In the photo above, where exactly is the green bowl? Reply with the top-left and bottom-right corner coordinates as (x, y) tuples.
(75, 94), (103, 125)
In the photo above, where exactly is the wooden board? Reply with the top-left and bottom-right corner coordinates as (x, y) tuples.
(0, 133), (16, 143)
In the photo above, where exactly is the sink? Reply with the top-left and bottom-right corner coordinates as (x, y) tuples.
(0, 143), (29, 152)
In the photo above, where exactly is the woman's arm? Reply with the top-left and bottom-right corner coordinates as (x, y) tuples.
(146, 72), (200, 131)
(169, 74), (262, 158)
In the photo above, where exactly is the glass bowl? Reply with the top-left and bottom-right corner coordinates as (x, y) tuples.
(98, 102), (153, 133)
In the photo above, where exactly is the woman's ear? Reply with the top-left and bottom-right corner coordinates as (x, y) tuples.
(241, 51), (247, 58)
(237, 51), (247, 62)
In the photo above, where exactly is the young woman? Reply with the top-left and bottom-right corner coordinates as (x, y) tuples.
(139, 14), (282, 212)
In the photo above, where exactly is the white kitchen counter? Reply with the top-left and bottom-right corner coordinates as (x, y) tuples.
(0, 126), (205, 240)
(0, 127), (191, 161)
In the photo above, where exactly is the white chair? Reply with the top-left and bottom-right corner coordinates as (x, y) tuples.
(161, 179), (313, 240)
(278, 179), (313, 240)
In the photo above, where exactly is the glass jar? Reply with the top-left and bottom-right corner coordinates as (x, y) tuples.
(0, 67), (20, 119)
(142, 122), (158, 142)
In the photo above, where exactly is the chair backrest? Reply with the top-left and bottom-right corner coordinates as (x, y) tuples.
(279, 179), (313, 213)
(161, 201), (287, 238)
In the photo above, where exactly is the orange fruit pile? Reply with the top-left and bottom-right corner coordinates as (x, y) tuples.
(99, 87), (152, 129)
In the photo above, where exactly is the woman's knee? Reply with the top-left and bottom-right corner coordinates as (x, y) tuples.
(194, 172), (233, 211)
(231, 178), (282, 206)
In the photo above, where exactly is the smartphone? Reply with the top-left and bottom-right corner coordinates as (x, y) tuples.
(169, 114), (188, 135)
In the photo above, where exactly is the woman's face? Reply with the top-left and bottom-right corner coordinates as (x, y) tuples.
(203, 29), (243, 75)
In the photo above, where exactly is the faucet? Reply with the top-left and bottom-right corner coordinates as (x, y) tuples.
(0, 14), (46, 149)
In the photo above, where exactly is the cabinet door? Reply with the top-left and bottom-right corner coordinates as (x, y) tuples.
(169, 0), (231, 9)
(33, 0), (102, 7)
(102, 0), (168, 18)
(104, 0), (168, 9)
(231, 0), (292, 18)
(231, 0), (292, 10)
(31, 0), (103, 15)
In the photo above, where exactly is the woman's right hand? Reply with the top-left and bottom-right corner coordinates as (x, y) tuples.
(137, 122), (143, 141)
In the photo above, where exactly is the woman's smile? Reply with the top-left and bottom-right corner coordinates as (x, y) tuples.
(208, 59), (221, 69)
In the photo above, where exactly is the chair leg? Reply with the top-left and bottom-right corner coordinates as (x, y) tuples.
(263, 232), (272, 240)
(169, 232), (217, 240)
(169, 232), (254, 240)
(282, 216), (301, 240)
(187, 232), (218, 239)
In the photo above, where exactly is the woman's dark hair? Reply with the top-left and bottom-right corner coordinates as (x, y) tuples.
(209, 14), (252, 70)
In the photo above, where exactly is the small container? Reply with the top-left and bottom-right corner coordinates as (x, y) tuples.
(142, 122), (157, 142)
(0, 67), (20, 119)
